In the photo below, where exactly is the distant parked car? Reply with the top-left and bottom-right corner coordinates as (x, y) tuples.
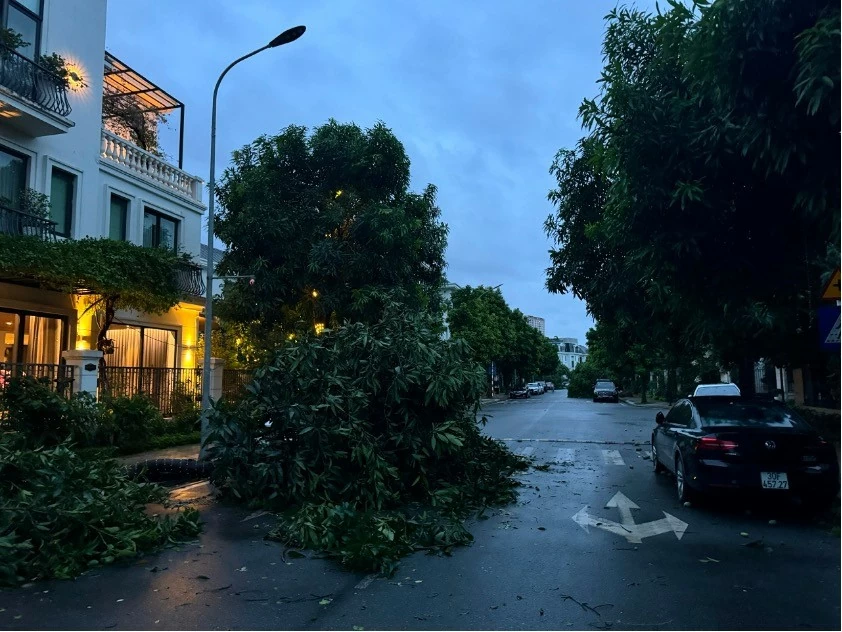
(692, 383), (741, 397)
(546, 381), (555, 392)
(509, 386), (530, 399)
(651, 396), (839, 506)
(537, 381), (547, 393)
(527, 382), (543, 395)
(593, 379), (619, 403)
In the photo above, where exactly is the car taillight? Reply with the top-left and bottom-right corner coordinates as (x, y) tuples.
(697, 435), (739, 452)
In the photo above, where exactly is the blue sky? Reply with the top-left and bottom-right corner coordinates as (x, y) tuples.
(105, 0), (626, 343)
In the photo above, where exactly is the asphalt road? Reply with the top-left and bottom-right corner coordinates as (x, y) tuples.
(1, 391), (839, 630)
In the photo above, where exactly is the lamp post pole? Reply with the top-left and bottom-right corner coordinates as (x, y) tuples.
(200, 26), (306, 459)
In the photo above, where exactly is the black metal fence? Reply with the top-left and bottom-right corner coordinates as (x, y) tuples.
(0, 203), (57, 241)
(0, 45), (72, 117)
(101, 366), (202, 417)
(0, 362), (75, 398)
(222, 369), (252, 402)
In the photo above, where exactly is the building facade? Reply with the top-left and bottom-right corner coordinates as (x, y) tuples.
(525, 315), (545, 336)
(548, 336), (588, 369)
(0, 0), (206, 410)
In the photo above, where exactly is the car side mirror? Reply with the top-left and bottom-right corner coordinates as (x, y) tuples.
(655, 412), (666, 425)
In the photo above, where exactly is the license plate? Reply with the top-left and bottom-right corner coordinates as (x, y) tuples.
(760, 472), (789, 490)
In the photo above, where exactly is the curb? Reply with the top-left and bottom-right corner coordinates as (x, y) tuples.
(124, 458), (212, 485)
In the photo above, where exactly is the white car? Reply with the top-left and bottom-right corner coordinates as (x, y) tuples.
(692, 383), (741, 397)
(526, 382), (543, 395)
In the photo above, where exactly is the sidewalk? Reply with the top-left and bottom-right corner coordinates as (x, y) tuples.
(621, 396), (671, 409)
(480, 393), (509, 406)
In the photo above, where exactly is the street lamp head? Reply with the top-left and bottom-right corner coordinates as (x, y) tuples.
(268, 25), (306, 48)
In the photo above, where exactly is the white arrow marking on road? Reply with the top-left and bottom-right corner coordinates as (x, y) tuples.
(605, 492), (638, 526)
(601, 449), (625, 465)
(572, 492), (688, 544)
(520, 446), (534, 457)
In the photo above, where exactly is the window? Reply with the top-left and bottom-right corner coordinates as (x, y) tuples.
(666, 401), (693, 427)
(109, 324), (176, 369)
(143, 208), (179, 250)
(0, 146), (26, 208)
(3, 0), (43, 60)
(0, 309), (65, 364)
(49, 167), (74, 237)
(109, 194), (128, 241)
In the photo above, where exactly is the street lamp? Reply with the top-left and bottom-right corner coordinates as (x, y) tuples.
(201, 25), (306, 454)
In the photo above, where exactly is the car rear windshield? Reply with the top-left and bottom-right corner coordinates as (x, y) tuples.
(596, 381), (615, 389)
(695, 399), (810, 429)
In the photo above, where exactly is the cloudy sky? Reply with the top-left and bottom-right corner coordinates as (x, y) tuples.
(105, 0), (628, 343)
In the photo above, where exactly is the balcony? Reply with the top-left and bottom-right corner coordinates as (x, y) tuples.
(0, 46), (73, 136)
(173, 260), (205, 297)
(0, 203), (57, 241)
(101, 129), (203, 203)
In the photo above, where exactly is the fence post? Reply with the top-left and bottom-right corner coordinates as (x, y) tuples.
(61, 349), (102, 397)
(209, 357), (224, 402)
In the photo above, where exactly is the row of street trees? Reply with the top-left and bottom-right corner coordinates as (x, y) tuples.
(545, 0), (839, 401)
(446, 285), (561, 391)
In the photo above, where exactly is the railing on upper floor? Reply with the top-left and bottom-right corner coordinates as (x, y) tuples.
(0, 45), (72, 117)
(173, 260), (205, 297)
(100, 129), (203, 203)
(0, 203), (57, 241)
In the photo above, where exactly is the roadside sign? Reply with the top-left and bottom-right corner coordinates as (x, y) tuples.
(818, 305), (840, 351)
(821, 268), (840, 301)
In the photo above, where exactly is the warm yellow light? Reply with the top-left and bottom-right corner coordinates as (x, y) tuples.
(287, 333), (295, 340)
(4, 333), (14, 345)
(335, 190), (343, 198)
(314, 323), (325, 335)
(311, 290), (319, 298)
(75, 338), (91, 351)
(235, 337), (242, 346)
(62, 57), (89, 94)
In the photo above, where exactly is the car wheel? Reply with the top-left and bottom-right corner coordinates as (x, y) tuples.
(613, 396), (619, 403)
(675, 455), (695, 503)
(651, 440), (665, 473)
(593, 397), (598, 402)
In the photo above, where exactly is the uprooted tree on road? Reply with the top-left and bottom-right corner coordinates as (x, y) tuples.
(205, 303), (527, 575)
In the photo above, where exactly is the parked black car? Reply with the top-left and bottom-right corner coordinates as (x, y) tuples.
(593, 379), (619, 403)
(509, 386), (530, 399)
(651, 396), (839, 505)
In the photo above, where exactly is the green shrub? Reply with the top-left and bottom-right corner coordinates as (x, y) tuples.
(98, 392), (165, 448)
(0, 435), (200, 586)
(0, 376), (100, 448)
(206, 305), (527, 574)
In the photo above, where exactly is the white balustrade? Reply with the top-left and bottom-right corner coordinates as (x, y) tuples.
(100, 129), (203, 202)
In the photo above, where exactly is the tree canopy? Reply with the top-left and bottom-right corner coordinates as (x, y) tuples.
(446, 285), (559, 386)
(545, 0), (840, 393)
(213, 120), (448, 340)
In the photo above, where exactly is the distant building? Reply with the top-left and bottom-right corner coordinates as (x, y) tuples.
(526, 315), (545, 335)
(548, 337), (588, 369)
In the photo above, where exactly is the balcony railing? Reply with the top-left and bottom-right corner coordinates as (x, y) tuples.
(101, 129), (203, 202)
(174, 260), (205, 296)
(0, 46), (71, 117)
(0, 203), (57, 241)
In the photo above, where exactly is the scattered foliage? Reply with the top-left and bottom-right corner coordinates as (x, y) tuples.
(0, 436), (200, 586)
(205, 305), (527, 574)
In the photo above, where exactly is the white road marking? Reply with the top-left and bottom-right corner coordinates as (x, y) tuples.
(555, 448), (576, 465)
(355, 574), (377, 590)
(572, 492), (688, 544)
(601, 449), (625, 466)
(520, 446), (535, 457)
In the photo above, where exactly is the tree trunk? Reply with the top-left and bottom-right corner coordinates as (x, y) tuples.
(737, 356), (756, 397)
(640, 371), (650, 404)
(96, 296), (117, 391)
(665, 366), (678, 403)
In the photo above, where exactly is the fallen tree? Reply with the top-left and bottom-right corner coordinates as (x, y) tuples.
(205, 304), (527, 575)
